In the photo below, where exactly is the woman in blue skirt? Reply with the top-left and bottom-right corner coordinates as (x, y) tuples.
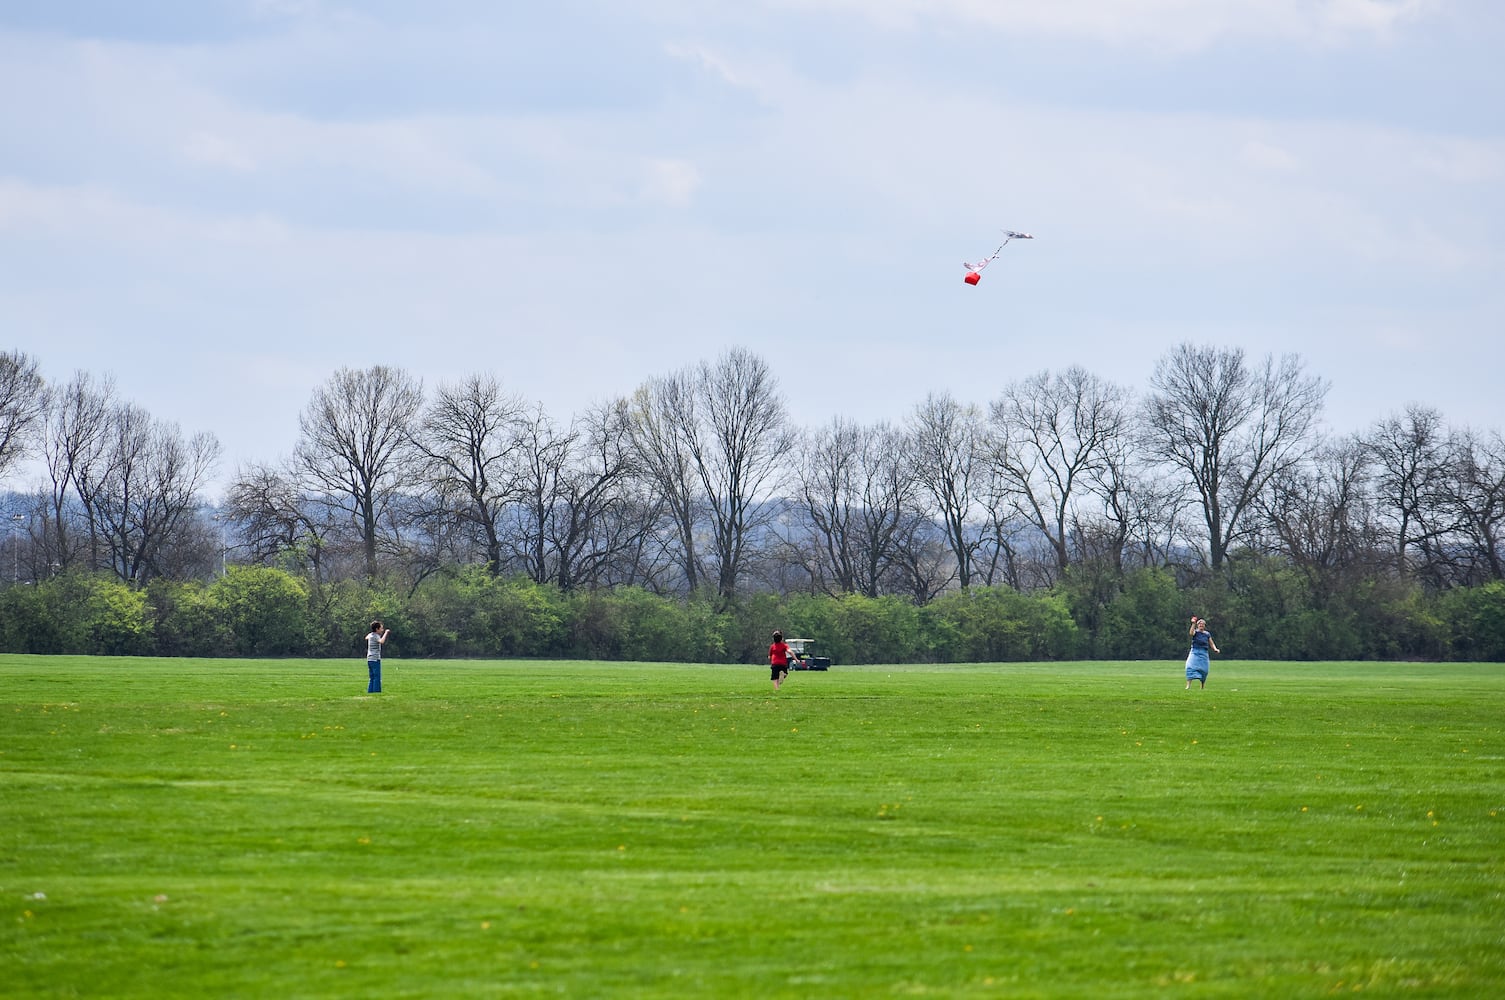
(1185, 616), (1220, 689)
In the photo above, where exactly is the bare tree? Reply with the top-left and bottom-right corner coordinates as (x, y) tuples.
(973, 504), (1037, 590)
(1073, 409), (1190, 573)
(1262, 436), (1380, 600)
(988, 367), (1132, 578)
(907, 392), (989, 589)
(75, 403), (220, 583)
(294, 366), (424, 577)
(693, 349), (795, 601)
(630, 348), (795, 602)
(888, 509), (955, 603)
(599, 485), (678, 592)
(547, 399), (642, 591)
(505, 400), (645, 590)
(38, 372), (115, 573)
(797, 418), (917, 597)
(0, 350), (45, 483)
(223, 461), (334, 580)
(412, 373), (526, 575)
(507, 404), (576, 584)
(1366, 404), (1461, 585)
(1450, 427), (1505, 584)
(1142, 344), (1327, 570)
(628, 370), (703, 593)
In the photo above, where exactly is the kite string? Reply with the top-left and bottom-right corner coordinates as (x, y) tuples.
(967, 231), (1031, 272)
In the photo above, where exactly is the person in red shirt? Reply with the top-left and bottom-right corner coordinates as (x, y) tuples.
(769, 630), (791, 690)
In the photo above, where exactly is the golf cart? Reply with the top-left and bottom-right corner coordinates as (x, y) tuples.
(786, 638), (830, 671)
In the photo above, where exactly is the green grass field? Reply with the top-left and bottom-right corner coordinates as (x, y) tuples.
(2, 655), (1502, 998)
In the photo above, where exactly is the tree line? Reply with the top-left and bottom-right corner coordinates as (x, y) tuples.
(1, 344), (1501, 661)
(0, 564), (1500, 663)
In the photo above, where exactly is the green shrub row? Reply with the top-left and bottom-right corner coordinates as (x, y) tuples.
(0, 564), (1500, 663)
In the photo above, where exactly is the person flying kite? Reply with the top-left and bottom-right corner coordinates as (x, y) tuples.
(963, 230), (1033, 285)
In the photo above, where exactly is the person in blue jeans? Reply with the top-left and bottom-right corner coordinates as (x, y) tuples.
(365, 620), (390, 693)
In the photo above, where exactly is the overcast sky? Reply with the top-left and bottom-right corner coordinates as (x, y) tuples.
(3, 0), (1501, 496)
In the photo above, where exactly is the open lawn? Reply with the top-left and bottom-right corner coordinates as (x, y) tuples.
(2, 655), (1502, 997)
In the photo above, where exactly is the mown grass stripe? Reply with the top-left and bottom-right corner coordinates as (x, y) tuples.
(2, 655), (1501, 997)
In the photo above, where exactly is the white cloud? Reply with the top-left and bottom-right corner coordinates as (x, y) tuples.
(1, 0), (1501, 488)
(770, 0), (1437, 50)
(183, 130), (257, 171)
(1240, 139), (1300, 173)
(663, 40), (744, 87)
(639, 158), (702, 207)
(1410, 137), (1505, 185)
(0, 179), (173, 238)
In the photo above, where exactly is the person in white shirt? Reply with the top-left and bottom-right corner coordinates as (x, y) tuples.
(365, 620), (390, 693)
